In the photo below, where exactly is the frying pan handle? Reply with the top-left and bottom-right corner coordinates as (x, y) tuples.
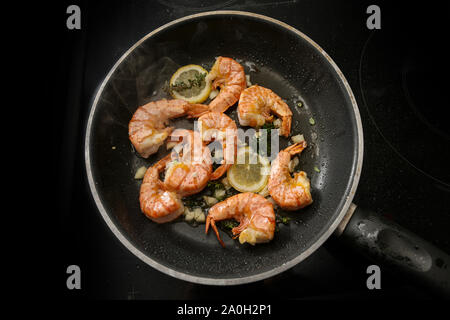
(338, 204), (450, 297)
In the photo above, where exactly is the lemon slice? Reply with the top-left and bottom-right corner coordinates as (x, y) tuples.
(227, 147), (270, 193)
(169, 64), (211, 103)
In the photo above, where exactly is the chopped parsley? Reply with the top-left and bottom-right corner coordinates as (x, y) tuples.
(276, 214), (291, 225)
(183, 196), (205, 209)
(207, 181), (224, 191)
(219, 219), (239, 230)
(217, 219), (240, 236)
(170, 72), (206, 93)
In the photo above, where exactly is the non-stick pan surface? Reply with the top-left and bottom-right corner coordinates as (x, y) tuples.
(85, 11), (363, 285)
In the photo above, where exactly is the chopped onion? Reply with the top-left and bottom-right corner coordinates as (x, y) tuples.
(203, 196), (218, 206)
(221, 177), (232, 190)
(214, 189), (226, 199)
(273, 118), (282, 128)
(291, 134), (305, 144)
(184, 208), (195, 222)
(193, 207), (202, 217)
(246, 74), (252, 87)
(191, 208), (205, 223)
(209, 89), (219, 100)
(195, 212), (206, 223)
(134, 166), (147, 179)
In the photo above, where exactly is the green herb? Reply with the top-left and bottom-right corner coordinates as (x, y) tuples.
(207, 181), (224, 191)
(309, 117), (315, 125)
(276, 215), (291, 225)
(170, 72), (206, 93)
(219, 219), (239, 230)
(274, 214), (291, 232)
(314, 166), (321, 173)
(281, 216), (290, 224)
(195, 72), (207, 84)
(183, 194), (206, 209)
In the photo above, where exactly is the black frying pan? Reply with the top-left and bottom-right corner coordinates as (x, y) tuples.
(85, 11), (450, 294)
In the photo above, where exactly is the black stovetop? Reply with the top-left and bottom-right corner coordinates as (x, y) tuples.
(54, 0), (450, 299)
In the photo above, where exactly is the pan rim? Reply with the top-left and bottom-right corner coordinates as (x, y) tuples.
(84, 10), (364, 286)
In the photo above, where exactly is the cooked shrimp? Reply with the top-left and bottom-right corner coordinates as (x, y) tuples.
(129, 99), (202, 158)
(238, 85), (293, 137)
(268, 141), (313, 210)
(163, 129), (212, 197)
(206, 192), (276, 247)
(139, 157), (184, 223)
(197, 112), (238, 180)
(187, 57), (246, 117)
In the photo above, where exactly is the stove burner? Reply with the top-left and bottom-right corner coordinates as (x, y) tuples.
(402, 59), (449, 140)
(360, 30), (450, 187)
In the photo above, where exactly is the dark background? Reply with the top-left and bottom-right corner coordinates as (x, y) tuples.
(51, 0), (449, 299)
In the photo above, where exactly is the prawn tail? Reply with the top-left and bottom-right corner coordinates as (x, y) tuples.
(205, 215), (211, 234)
(280, 116), (292, 137)
(285, 141), (307, 156)
(186, 104), (210, 118)
(206, 217), (226, 247)
(210, 164), (231, 180)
